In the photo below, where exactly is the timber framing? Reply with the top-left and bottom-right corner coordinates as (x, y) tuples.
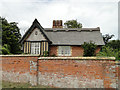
(19, 19), (51, 44)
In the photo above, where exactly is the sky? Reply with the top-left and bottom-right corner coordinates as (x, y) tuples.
(0, 0), (119, 40)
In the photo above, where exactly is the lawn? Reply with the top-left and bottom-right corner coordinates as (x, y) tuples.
(2, 80), (52, 88)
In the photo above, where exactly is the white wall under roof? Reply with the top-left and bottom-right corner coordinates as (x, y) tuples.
(26, 28), (46, 41)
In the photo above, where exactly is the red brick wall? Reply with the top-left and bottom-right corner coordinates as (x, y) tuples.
(2, 56), (38, 73)
(72, 46), (83, 56)
(49, 46), (101, 57)
(38, 58), (117, 88)
(2, 56), (38, 83)
(1, 56), (118, 88)
(118, 63), (120, 88)
(49, 45), (57, 56)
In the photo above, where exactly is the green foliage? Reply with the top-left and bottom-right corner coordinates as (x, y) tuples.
(97, 40), (120, 60)
(2, 47), (10, 55)
(0, 19), (2, 45)
(0, 44), (10, 55)
(2, 80), (52, 88)
(1, 17), (22, 54)
(43, 51), (49, 57)
(103, 34), (114, 45)
(3, 44), (11, 50)
(97, 46), (120, 60)
(106, 40), (120, 50)
(64, 19), (82, 28)
(0, 45), (2, 54)
(82, 41), (97, 56)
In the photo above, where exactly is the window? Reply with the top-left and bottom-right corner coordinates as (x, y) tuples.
(58, 46), (71, 56)
(35, 31), (38, 35)
(31, 42), (40, 54)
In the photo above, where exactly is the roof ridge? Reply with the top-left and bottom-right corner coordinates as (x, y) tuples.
(44, 27), (100, 29)
(44, 27), (100, 32)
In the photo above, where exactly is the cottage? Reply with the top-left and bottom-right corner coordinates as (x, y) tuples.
(20, 19), (105, 56)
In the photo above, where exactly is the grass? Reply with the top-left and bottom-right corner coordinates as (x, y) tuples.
(2, 80), (52, 88)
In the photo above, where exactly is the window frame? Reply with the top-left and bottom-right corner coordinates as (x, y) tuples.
(58, 46), (71, 56)
(31, 42), (41, 54)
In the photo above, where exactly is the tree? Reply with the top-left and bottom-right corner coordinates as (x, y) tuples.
(0, 44), (10, 55)
(0, 18), (2, 45)
(97, 46), (120, 60)
(106, 40), (120, 50)
(103, 34), (114, 45)
(64, 19), (82, 28)
(1, 17), (22, 54)
(82, 41), (97, 56)
(97, 40), (120, 61)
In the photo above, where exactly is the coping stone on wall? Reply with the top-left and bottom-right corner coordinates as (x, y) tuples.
(38, 57), (116, 60)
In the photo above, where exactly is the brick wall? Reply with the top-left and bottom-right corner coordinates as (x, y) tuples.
(49, 46), (101, 57)
(72, 46), (84, 56)
(38, 57), (118, 88)
(116, 62), (120, 88)
(1, 55), (39, 84)
(1, 55), (119, 88)
(49, 46), (57, 56)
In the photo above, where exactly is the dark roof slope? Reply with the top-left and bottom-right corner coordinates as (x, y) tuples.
(44, 28), (105, 45)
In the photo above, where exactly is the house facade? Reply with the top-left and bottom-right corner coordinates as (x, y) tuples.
(20, 19), (105, 56)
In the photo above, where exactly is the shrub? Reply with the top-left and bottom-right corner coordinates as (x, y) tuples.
(82, 41), (97, 56)
(97, 46), (120, 60)
(43, 51), (49, 57)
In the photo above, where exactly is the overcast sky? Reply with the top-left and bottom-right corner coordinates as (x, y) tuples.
(0, 0), (119, 40)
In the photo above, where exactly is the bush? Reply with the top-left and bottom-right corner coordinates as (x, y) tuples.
(43, 51), (49, 57)
(97, 46), (120, 60)
(82, 41), (97, 56)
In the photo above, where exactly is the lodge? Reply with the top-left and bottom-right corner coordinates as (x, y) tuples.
(20, 19), (105, 56)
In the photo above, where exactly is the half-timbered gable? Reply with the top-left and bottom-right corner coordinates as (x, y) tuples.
(20, 19), (51, 55)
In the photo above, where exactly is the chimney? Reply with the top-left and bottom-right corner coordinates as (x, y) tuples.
(52, 20), (63, 28)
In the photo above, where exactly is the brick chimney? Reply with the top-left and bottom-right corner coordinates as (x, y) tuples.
(52, 20), (63, 28)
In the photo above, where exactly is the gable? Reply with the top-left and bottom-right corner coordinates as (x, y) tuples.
(26, 28), (46, 41)
(20, 19), (51, 44)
